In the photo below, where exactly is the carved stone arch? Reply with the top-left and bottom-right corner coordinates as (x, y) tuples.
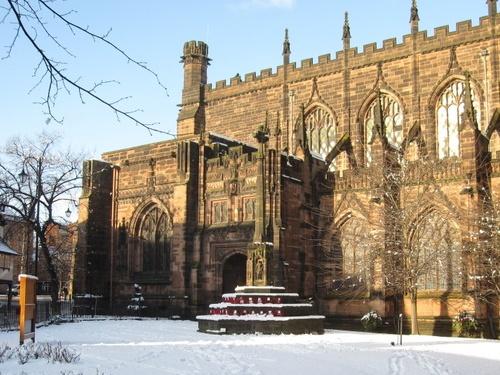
(128, 197), (173, 275)
(292, 102), (337, 144)
(294, 101), (340, 169)
(357, 75), (408, 124)
(333, 209), (369, 231)
(428, 74), (484, 114)
(407, 202), (461, 244)
(358, 89), (406, 124)
(429, 47), (480, 107)
(305, 77), (337, 115)
(129, 196), (173, 236)
(221, 248), (247, 263)
(357, 88), (406, 165)
(303, 102), (339, 126)
(321, 208), (369, 254)
(428, 74), (484, 159)
(215, 246), (248, 295)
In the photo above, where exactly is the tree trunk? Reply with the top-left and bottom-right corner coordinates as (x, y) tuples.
(486, 299), (497, 339)
(40, 238), (60, 314)
(410, 288), (419, 335)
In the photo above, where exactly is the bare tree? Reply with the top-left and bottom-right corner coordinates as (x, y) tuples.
(384, 157), (463, 335)
(1, 0), (168, 134)
(310, 88), (466, 335)
(44, 222), (77, 298)
(319, 155), (462, 334)
(0, 132), (83, 309)
(465, 178), (500, 337)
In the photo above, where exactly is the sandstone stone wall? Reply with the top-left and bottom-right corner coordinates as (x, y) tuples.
(76, 8), (499, 331)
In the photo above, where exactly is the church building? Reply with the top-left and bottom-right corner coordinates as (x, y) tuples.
(75, 1), (500, 336)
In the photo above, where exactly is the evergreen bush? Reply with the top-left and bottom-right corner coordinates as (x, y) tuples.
(360, 310), (383, 331)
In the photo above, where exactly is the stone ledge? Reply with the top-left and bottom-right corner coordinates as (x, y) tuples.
(197, 315), (325, 335)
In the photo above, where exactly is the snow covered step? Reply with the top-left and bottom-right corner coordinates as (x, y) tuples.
(198, 284), (325, 334)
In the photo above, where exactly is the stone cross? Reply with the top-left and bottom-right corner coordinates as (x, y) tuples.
(246, 123), (273, 286)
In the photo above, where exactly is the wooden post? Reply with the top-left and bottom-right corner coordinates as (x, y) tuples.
(19, 274), (38, 345)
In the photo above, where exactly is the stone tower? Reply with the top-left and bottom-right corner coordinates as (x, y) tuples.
(487, 0), (497, 17)
(177, 41), (210, 138)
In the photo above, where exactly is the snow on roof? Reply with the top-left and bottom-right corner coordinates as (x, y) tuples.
(282, 174), (302, 183)
(208, 132), (257, 150)
(309, 150), (326, 162)
(0, 240), (17, 256)
(209, 132), (242, 145)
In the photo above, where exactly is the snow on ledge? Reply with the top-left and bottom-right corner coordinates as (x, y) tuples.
(209, 303), (312, 309)
(18, 274), (38, 281)
(223, 292), (299, 298)
(234, 286), (286, 292)
(197, 315), (325, 321)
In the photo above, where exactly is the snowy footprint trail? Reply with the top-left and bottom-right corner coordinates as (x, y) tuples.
(0, 319), (499, 375)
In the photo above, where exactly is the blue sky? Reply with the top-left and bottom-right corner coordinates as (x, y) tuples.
(0, 0), (488, 158)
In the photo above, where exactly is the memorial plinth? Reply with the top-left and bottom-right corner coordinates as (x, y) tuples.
(197, 286), (324, 334)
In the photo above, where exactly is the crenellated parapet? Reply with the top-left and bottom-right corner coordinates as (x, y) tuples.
(182, 40), (209, 63)
(204, 14), (497, 101)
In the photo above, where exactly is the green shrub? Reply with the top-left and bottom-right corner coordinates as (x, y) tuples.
(361, 310), (383, 331)
(453, 311), (481, 337)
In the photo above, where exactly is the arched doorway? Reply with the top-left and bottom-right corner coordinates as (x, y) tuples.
(222, 253), (247, 294)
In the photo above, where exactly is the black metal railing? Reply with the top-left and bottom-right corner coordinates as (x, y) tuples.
(0, 299), (74, 331)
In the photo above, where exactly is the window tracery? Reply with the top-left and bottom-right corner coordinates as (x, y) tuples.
(336, 218), (371, 289)
(138, 206), (171, 273)
(415, 211), (461, 291)
(305, 107), (336, 170)
(436, 81), (481, 159)
(365, 94), (403, 165)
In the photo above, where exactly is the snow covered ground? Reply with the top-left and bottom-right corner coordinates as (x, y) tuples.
(0, 318), (499, 375)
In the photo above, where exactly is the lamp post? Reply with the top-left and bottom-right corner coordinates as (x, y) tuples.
(19, 158), (42, 277)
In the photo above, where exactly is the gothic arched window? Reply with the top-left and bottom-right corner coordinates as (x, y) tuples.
(138, 206), (171, 273)
(436, 81), (481, 159)
(305, 107), (336, 170)
(414, 211), (461, 291)
(365, 94), (404, 165)
(337, 218), (371, 289)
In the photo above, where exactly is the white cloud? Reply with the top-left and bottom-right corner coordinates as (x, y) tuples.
(237, 0), (296, 10)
